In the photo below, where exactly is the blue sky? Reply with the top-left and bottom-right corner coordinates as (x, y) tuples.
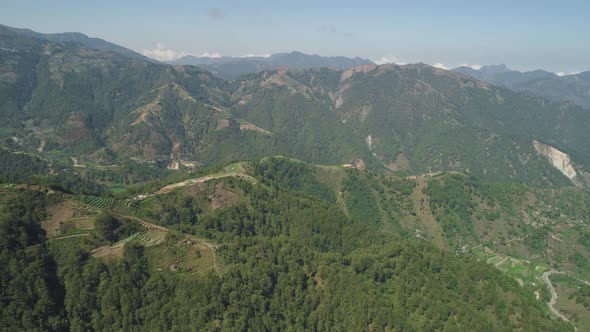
(1, 0), (589, 73)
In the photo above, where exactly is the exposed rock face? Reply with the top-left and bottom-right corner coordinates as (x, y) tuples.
(340, 64), (377, 82)
(365, 135), (373, 152)
(533, 140), (584, 187)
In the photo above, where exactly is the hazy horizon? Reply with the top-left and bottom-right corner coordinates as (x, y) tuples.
(1, 0), (589, 74)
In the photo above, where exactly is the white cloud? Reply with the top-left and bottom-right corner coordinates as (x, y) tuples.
(240, 53), (271, 58)
(556, 71), (580, 76)
(432, 63), (448, 70)
(140, 42), (187, 61)
(199, 52), (222, 58)
(373, 55), (406, 65)
(458, 63), (482, 70)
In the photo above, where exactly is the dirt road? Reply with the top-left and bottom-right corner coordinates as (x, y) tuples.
(542, 270), (570, 322)
(155, 174), (230, 195)
(148, 172), (257, 197)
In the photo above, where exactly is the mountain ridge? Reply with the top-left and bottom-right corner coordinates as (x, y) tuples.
(453, 64), (590, 107)
(167, 50), (374, 80)
(2, 23), (590, 330)
(1, 24), (589, 188)
(0, 24), (152, 61)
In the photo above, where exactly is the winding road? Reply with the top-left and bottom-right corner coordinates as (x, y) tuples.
(541, 270), (570, 322)
(134, 171), (258, 201)
(155, 174), (230, 195)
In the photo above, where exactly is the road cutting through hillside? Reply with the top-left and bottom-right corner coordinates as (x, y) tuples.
(155, 174), (230, 195)
(134, 172), (258, 200)
(89, 168), (260, 270)
(541, 270), (570, 323)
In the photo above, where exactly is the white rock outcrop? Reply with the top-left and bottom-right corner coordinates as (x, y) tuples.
(533, 140), (583, 187)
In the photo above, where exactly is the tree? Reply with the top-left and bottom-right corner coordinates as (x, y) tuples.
(94, 213), (120, 243)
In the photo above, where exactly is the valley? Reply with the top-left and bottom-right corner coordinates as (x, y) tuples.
(1, 21), (589, 331)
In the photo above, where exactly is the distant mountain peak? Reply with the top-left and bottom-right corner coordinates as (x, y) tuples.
(168, 51), (373, 80)
(452, 63), (590, 107)
(479, 64), (510, 73)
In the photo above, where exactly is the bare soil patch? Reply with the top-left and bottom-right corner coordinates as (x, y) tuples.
(239, 123), (271, 134)
(209, 182), (238, 210)
(42, 200), (95, 237)
(408, 178), (446, 249)
(216, 119), (230, 129)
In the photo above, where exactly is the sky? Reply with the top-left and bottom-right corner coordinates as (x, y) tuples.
(1, 0), (589, 74)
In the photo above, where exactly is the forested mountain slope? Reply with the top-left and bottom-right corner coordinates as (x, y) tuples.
(0, 23), (151, 61)
(0, 157), (575, 331)
(232, 65), (590, 187)
(453, 64), (590, 108)
(2, 24), (590, 188)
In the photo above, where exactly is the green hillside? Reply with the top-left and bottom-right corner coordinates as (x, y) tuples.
(1, 23), (590, 330)
(2, 25), (590, 187)
(0, 158), (575, 331)
(453, 65), (590, 108)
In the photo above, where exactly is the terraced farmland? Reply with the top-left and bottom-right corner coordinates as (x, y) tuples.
(42, 199), (98, 237)
(131, 231), (166, 246)
(92, 230), (166, 260)
(235, 173), (257, 184)
(79, 195), (139, 215)
(145, 236), (217, 275)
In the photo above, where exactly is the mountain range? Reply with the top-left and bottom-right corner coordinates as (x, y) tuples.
(167, 51), (373, 80)
(171, 54), (590, 109)
(1, 24), (589, 189)
(453, 64), (590, 107)
(6, 22), (589, 108)
(2, 24), (590, 330)
(0, 24), (151, 61)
